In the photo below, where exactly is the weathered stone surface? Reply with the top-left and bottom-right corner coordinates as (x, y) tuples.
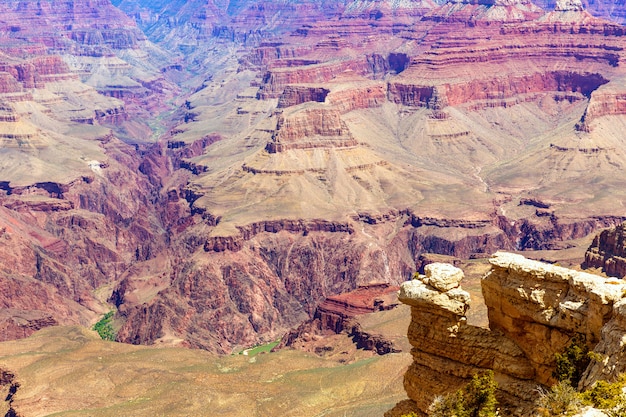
(391, 252), (626, 416)
(485, 252), (626, 385)
(277, 283), (401, 354)
(423, 263), (464, 292)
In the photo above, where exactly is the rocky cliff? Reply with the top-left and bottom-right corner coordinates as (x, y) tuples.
(584, 223), (626, 278)
(388, 253), (626, 416)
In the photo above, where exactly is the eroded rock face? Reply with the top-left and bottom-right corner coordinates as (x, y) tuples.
(7, 0), (626, 359)
(484, 253), (625, 385)
(277, 283), (401, 354)
(389, 253), (626, 416)
(584, 223), (626, 278)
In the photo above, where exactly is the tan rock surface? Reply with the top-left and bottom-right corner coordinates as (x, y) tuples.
(391, 253), (626, 416)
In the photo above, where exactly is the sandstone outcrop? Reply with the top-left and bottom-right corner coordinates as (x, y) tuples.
(389, 253), (626, 416)
(584, 223), (626, 278)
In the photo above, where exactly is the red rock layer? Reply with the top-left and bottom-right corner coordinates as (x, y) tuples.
(267, 108), (358, 152)
(315, 284), (400, 333)
(277, 284), (401, 353)
(0, 57), (76, 91)
(0, 137), (170, 341)
(249, 0), (626, 130)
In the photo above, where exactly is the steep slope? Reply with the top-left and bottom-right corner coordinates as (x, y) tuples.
(0, 0), (180, 141)
(5, 0), (626, 356)
(0, 0), (177, 341)
(104, 0), (626, 352)
(584, 223), (626, 277)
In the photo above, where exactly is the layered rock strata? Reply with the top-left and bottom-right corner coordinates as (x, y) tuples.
(584, 223), (626, 278)
(389, 253), (626, 416)
(277, 284), (401, 355)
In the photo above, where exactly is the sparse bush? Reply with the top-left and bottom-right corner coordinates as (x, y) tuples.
(553, 334), (590, 387)
(428, 371), (498, 417)
(93, 311), (116, 341)
(536, 381), (582, 417)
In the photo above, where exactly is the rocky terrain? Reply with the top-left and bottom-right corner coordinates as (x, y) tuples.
(277, 283), (403, 355)
(388, 253), (626, 416)
(584, 222), (626, 278)
(2, 0), (626, 362)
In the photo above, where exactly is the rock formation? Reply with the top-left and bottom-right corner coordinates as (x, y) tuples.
(388, 253), (626, 416)
(277, 283), (401, 354)
(6, 0), (626, 358)
(584, 223), (626, 278)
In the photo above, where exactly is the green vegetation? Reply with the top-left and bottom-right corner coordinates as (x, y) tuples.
(537, 376), (626, 417)
(581, 375), (626, 417)
(553, 334), (590, 387)
(536, 381), (582, 417)
(428, 371), (498, 417)
(237, 340), (280, 356)
(92, 311), (116, 341)
(536, 337), (626, 416)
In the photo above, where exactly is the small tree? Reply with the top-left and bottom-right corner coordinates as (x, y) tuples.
(553, 334), (590, 387)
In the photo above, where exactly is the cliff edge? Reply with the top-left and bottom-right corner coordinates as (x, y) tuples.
(388, 252), (626, 416)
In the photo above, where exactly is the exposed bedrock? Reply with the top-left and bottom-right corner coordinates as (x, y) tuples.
(256, 59), (373, 99)
(578, 84), (626, 131)
(0, 56), (76, 91)
(388, 254), (626, 416)
(277, 86), (330, 108)
(246, 43), (315, 67)
(498, 215), (626, 251)
(584, 223), (626, 278)
(0, 137), (168, 341)
(114, 205), (617, 353)
(277, 284), (401, 354)
(266, 107), (358, 152)
(388, 71), (609, 109)
(0, 0), (146, 55)
(115, 232), (376, 353)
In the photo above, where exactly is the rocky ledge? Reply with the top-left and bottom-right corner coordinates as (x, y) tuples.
(388, 253), (626, 416)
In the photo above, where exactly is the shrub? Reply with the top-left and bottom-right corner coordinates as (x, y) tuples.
(553, 334), (590, 387)
(428, 371), (498, 417)
(93, 311), (116, 341)
(536, 381), (582, 417)
(581, 374), (626, 417)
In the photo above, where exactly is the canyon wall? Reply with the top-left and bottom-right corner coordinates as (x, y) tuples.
(584, 223), (626, 278)
(388, 253), (626, 416)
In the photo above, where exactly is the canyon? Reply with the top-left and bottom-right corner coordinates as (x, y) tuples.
(2, 0), (626, 405)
